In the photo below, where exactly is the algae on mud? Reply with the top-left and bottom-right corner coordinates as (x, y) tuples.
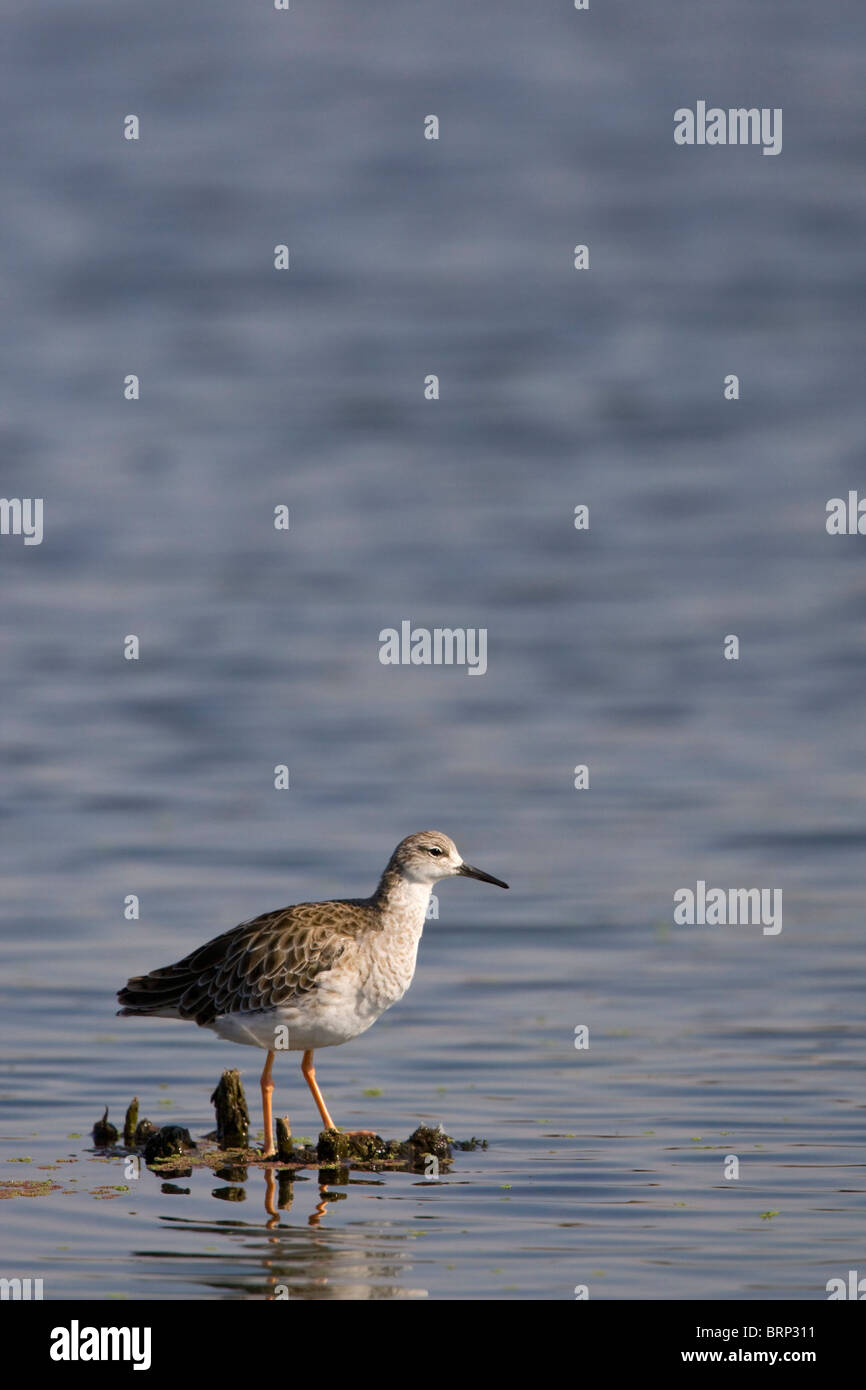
(88, 1071), (477, 1175)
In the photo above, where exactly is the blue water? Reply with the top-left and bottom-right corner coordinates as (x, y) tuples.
(0, 0), (864, 1299)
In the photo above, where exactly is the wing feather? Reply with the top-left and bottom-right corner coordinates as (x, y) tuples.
(117, 899), (373, 1025)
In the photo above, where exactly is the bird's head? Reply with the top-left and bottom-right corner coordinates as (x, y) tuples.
(388, 831), (509, 889)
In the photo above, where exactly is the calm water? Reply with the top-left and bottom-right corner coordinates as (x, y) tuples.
(1, 0), (864, 1299)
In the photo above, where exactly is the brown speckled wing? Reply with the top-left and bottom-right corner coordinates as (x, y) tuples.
(118, 900), (373, 1025)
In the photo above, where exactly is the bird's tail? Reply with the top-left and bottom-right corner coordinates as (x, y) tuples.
(117, 964), (190, 1019)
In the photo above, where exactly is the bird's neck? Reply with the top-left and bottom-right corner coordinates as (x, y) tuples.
(372, 868), (432, 931)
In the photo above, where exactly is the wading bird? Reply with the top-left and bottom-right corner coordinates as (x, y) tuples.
(118, 831), (508, 1154)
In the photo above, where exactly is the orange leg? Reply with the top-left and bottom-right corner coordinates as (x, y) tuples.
(301, 1050), (336, 1131)
(301, 1050), (377, 1135)
(260, 1049), (276, 1156)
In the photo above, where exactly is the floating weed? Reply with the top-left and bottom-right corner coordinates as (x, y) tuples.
(760, 1210), (779, 1220)
(1, 1179), (61, 1199)
(362, 1088), (382, 1098)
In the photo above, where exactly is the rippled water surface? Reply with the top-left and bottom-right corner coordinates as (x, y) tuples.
(1, 0), (864, 1299)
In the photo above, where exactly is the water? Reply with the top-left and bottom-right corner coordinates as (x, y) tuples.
(1, 0), (864, 1300)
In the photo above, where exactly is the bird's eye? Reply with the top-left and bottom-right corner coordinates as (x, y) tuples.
(428, 847), (443, 856)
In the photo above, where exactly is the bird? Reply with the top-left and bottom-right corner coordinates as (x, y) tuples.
(117, 830), (509, 1156)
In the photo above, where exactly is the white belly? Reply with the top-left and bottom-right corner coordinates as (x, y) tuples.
(210, 934), (422, 1052)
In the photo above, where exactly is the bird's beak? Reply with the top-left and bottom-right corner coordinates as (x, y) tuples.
(458, 861), (509, 889)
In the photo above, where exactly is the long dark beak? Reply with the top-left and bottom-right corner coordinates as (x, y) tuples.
(458, 861), (509, 889)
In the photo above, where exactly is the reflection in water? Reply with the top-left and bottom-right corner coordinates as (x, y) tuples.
(263, 1165), (352, 1230)
(154, 1167), (428, 1300)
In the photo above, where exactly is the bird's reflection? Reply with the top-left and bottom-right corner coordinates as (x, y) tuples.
(263, 1164), (350, 1229)
(151, 1163), (427, 1300)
